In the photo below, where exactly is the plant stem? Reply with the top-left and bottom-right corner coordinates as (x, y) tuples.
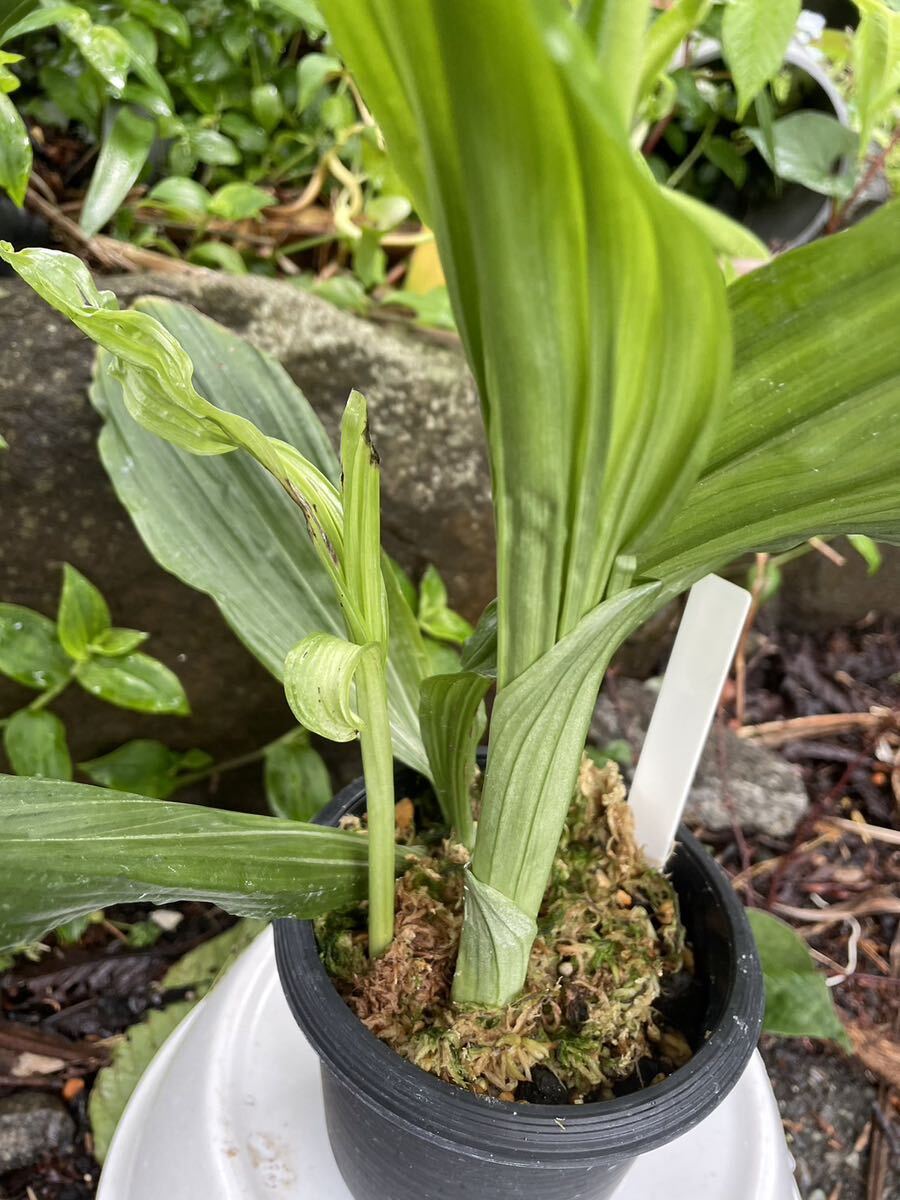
(354, 651), (395, 959)
(176, 728), (302, 790)
(27, 668), (77, 713)
(666, 117), (717, 191)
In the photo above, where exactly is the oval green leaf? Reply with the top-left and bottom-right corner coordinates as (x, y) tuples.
(0, 603), (71, 690)
(76, 652), (189, 715)
(4, 709), (73, 780)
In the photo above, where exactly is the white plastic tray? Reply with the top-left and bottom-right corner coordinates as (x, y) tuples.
(98, 928), (800, 1199)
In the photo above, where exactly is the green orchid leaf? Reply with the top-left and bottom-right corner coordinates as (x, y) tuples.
(662, 189), (770, 262)
(0, 247), (427, 761)
(0, 90), (30, 206)
(340, 390), (388, 648)
(80, 106), (156, 237)
(722, 0), (801, 118)
(457, 582), (661, 1004)
(0, 604), (71, 690)
(0, 775), (417, 951)
(320, 0), (730, 689)
(419, 671), (491, 849)
(418, 565), (474, 646)
(264, 736), (332, 821)
(639, 202), (900, 591)
(747, 910), (851, 1049)
(451, 871), (538, 1008)
(57, 564), (111, 661)
(3, 710), (72, 781)
(79, 739), (209, 798)
(284, 634), (378, 742)
(76, 652), (189, 715)
(89, 627), (149, 656)
(745, 113), (857, 197)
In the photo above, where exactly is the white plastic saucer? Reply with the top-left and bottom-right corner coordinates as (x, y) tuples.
(98, 928), (800, 1200)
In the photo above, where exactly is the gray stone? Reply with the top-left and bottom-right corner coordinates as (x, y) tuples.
(776, 537), (900, 632)
(0, 272), (492, 788)
(591, 678), (809, 837)
(0, 1091), (75, 1173)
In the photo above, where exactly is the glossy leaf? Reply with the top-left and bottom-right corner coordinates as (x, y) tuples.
(79, 739), (210, 798)
(722, 0), (800, 117)
(0, 90), (30, 206)
(3, 710), (72, 780)
(60, 12), (132, 92)
(57, 564), (111, 661)
(264, 736), (332, 821)
(419, 671), (491, 849)
(76, 652), (189, 715)
(747, 910), (850, 1048)
(80, 106), (155, 236)
(250, 82), (283, 132)
(0, 774), (416, 953)
(284, 634), (376, 741)
(120, 0), (190, 46)
(745, 113), (857, 197)
(639, 202), (900, 592)
(0, 604), (71, 690)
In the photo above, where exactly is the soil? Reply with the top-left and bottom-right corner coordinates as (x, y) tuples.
(0, 616), (897, 1196)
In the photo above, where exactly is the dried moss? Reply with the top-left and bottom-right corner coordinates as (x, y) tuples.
(316, 757), (690, 1103)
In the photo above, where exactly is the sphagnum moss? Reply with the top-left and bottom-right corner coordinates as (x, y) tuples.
(317, 758), (690, 1102)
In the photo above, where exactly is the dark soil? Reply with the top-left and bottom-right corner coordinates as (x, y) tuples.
(1, 617), (896, 1197)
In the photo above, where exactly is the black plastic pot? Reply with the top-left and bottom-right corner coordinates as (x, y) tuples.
(275, 769), (764, 1200)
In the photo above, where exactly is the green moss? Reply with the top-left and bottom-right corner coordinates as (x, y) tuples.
(317, 757), (689, 1102)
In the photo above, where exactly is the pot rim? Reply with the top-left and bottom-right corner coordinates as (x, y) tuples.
(275, 768), (764, 1167)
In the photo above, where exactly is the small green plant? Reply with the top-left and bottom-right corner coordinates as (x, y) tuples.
(1, 563), (190, 782)
(1, 0), (898, 1029)
(0, 0), (423, 292)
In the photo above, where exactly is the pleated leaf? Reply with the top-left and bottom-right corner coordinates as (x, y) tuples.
(419, 672), (491, 849)
(0, 775), (416, 951)
(284, 634), (377, 742)
(639, 202), (900, 592)
(319, 0), (730, 688)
